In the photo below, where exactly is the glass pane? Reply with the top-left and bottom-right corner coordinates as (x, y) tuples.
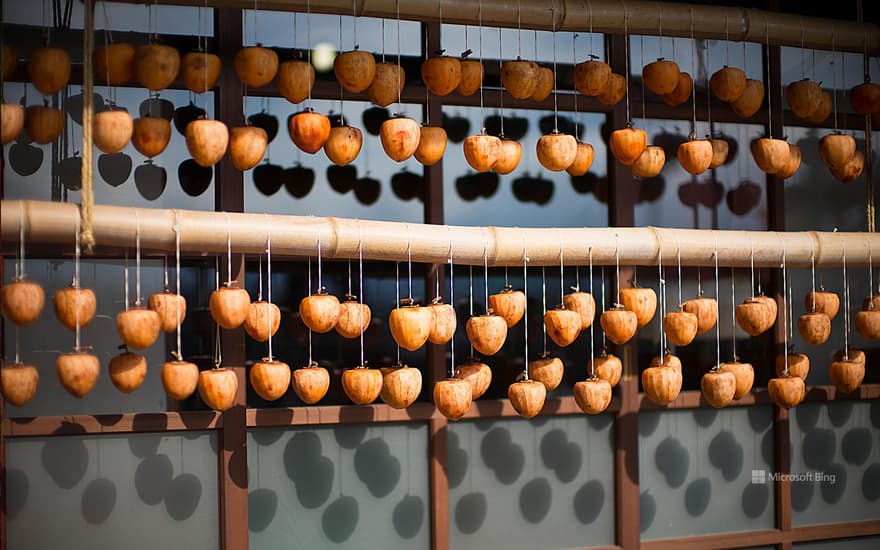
(781, 48), (878, 116)
(638, 407), (775, 539)
(244, 12), (421, 56)
(633, 120), (768, 230)
(448, 416), (615, 549)
(247, 423), (430, 549)
(442, 26), (598, 66)
(5, 432), (218, 550)
(4, 1), (211, 35)
(2, 258), (174, 417)
(790, 401), (880, 526)
(243, 97), (423, 222)
(795, 537), (880, 549)
(2, 84), (215, 209)
(632, 37), (764, 82)
(442, 106), (608, 227)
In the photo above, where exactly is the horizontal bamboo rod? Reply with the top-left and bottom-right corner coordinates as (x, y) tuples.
(126, 0), (880, 54)
(2, 200), (878, 270)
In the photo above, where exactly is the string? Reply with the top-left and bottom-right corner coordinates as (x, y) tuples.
(810, 239), (817, 311)
(266, 215), (273, 361)
(74, 212), (81, 351)
(478, 0), (485, 131)
(163, 255), (169, 291)
(523, 232), (530, 379)
(468, 264), (474, 356)
(499, 27), (505, 137)
(124, 250), (129, 311)
(396, 261), (401, 365)
(601, 264), (607, 348)
(690, 9), (697, 137)
(558, 232), (565, 305)
(587, 0), (593, 56)
(588, 246), (594, 376)
(657, 236), (665, 356)
(17, 202), (25, 279)
(764, 19), (773, 138)
(448, 227), (455, 377)
(358, 222), (365, 367)
(622, 2), (631, 125)
(315, 216), (323, 292)
(307, 256), (313, 366)
(135, 211), (142, 305)
(781, 247), (788, 375)
(551, 3), (559, 132)
(657, 2), (663, 57)
(225, 213), (232, 285)
(483, 229), (490, 314)
(517, 0), (522, 59)
(174, 211), (182, 359)
(406, 225), (413, 302)
(832, 27), (839, 132)
(307, 0), (312, 106)
(842, 238), (850, 356)
(640, 35), (647, 125)
(713, 242), (720, 369)
(352, 0), (358, 47)
(541, 266), (548, 354)
(676, 239), (683, 308)
(615, 233), (621, 304)
(730, 266), (736, 360)
(396, 0), (402, 108)
(749, 240), (755, 297)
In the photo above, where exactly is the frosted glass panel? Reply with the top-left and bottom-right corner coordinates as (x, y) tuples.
(448, 416), (615, 550)
(5, 432), (218, 550)
(790, 401), (880, 526)
(795, 537), (880, 549)
(248, 423), (430, 549)
(639, 407), (775, 539)
(3, 259), (171, 417)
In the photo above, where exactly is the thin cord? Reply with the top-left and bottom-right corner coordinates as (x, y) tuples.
(559, 233), (565, 305)
(764, 20), (773, 138)
(396, 261), (401, 364)
(448, 228), (455, 376)
(174, 211), (182, 359)
(483, 229), (490, 314)
(468, 264), (474, 356)
(407, 225), (413, 301)
(225, 213), (232, 284)
(601, 264), (607, 348)
(358, 222), (365, 367)
(622, 3), (631, 125)
(587, 0), (594, 56)
(541, 266), (548, 354)
(658, 238), (665, 356)
(517, 0), (522, 59)
(135, 210), (142, 305)
(307, 256), (313, 366)
(749, 240), (755, 296)
(832, 27), (839, 132)
(124, 249), (129, 311)
(781, 248), (788, 375)
(713, 243), (720, 368)
(615, 234), (621, 304)
(315, 216), (323, 291)
(588, 246), (595, 375)
(551, 3), (559, 132)
(843, 239), (850, 356)
(523, 232), (530, 378)
(307, 0), (312, 106)
(810, 239), (817, 311)
(17, 202), (25, 279)
(676, 239), (683, 307)
(731, 266), (736, 360)
(396, 0), (402, 108)
(266, 215), (273, 361)
(690, 9), (698, 137)
(74, 213), (81, 350)
(478, 0), (485, 131)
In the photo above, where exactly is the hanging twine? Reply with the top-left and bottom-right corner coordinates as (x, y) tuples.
(81, 0), (97, 253)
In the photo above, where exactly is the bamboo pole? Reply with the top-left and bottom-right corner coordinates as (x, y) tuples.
(2, 200), (878, 269)
(125, 0), (880, 54)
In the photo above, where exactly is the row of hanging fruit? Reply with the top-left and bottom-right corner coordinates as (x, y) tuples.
(2, 16), (876, 182)
(1, 218), (875, 417)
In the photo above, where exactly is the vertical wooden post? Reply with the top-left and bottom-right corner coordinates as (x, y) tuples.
(423, 21), (450, 550)
(607, 32), (640, 550)
(214, 8), (248, 550)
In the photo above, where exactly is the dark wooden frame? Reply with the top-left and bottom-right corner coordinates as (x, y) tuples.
(1, 3), (879, 550)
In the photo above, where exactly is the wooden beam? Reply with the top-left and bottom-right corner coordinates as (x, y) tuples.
(1, 411), (221, 437)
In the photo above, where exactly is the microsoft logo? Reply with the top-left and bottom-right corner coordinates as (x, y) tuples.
(751, 469), (837, 484)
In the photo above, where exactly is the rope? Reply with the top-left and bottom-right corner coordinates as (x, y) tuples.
(81, 0), (96, 253)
